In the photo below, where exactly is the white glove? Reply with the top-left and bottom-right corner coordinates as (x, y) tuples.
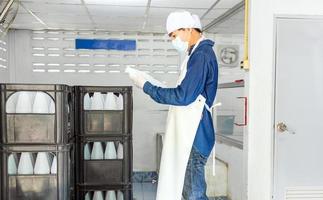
(128, 70), (147, 89)
(125, 67), (166, 88)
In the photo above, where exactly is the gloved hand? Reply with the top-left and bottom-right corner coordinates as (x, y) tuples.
(128, 71), (147, 89)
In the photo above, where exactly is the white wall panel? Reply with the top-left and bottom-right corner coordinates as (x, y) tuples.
(20, 2), (88, 15)
(151, 0), (216, 9)
(248, 0), (323, 200)
(20, 0), (82, 4)
(8, 29), (244, 171)
(84, 0), (148, 7)
(87, 5), (146, 17)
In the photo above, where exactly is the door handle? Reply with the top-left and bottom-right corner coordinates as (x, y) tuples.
(276, 122), (295, 134)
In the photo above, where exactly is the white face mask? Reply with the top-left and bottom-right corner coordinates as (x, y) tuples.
(172, 36), (189, 53)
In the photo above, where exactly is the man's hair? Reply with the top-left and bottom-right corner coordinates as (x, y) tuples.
(194, 28), (202, 33)
(169, 28), (202, 37)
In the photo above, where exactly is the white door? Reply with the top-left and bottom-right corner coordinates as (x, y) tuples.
(274, 17), (323, 200)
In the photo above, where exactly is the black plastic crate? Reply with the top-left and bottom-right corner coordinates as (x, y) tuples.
(74, 86), (132, 136)
(77, 183), (133, 200)
(75, 136), (133, 187)
(0, 84), (74, 145)
(0, 144), (74, 200)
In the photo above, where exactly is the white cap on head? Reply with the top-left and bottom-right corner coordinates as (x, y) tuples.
(192, 14), (202, 30)
(166, 10), (195, 34)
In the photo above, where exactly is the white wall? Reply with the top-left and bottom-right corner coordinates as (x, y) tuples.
(0, 66), (9, 82)
(215, 144), (244, 200)
(7, 29), (244, 172)
(209, 34), (245, 84)
(248, 0), (323, 200)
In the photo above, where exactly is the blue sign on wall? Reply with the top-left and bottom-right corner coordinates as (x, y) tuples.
(75, 39), (136, 51)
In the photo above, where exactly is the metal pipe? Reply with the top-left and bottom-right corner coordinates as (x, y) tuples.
(0, 0), (19, 39)
(200, 0), (222, 20)
(203, 1), (245, 32)
(142, 0), (152, 29)
(241, 0), (250, 70)
(0, 0), (15, 23)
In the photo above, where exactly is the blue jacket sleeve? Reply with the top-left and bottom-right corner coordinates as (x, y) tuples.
(143, 52), (209, 106)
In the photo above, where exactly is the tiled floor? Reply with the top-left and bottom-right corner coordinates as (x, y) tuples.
(133, 182), (228, 200)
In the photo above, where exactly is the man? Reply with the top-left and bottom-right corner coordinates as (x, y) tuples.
(129, 11), (218, 200)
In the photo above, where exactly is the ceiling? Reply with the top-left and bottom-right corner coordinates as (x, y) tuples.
(9, 0), (245, 34)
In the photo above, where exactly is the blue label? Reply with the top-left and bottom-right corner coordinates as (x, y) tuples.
(75, 39), (136, 51)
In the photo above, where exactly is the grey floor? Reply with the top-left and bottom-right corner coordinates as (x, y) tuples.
(133, 182), (227, 200)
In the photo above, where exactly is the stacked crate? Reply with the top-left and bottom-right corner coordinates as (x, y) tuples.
(74, 86), (133, 200)
(0, 84), (75, 200)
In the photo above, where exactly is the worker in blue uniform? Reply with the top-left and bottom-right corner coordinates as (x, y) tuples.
(128, 11), (218, 200)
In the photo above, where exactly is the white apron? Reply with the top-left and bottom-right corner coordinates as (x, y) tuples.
(156, 38), (206, 200)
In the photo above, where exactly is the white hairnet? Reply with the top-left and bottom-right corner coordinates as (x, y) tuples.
(192, 14), (202, 30)
(166, 10), (195, 34)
